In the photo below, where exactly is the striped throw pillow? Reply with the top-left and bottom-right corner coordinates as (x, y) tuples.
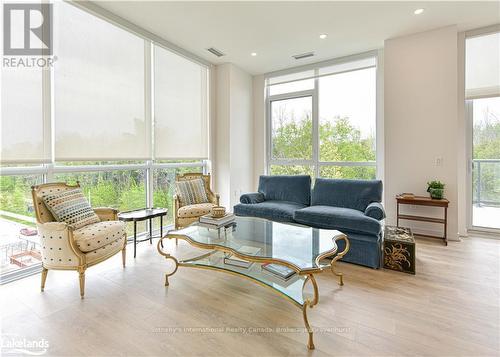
(42, 188), (100, 229)
(175, 178), (209, 206)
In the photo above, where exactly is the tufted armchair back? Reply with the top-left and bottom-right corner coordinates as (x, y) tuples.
(31, 182), (81, 224)
(175, 173), (217, 206)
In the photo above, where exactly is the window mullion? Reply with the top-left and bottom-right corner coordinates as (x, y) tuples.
(312, 69), (320, 178)
(265, 83), (271, 174)
(146, 160), (153, 209)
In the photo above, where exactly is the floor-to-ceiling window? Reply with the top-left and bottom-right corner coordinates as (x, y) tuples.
(0, 1), (209, 282)
(266, 55), (377, 179)
(466, 30), (500, 230)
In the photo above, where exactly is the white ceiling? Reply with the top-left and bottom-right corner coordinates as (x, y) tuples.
(96, 1), (500, 75)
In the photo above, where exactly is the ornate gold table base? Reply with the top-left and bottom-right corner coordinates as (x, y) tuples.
(157, 235), (350, 350)
(302, 274), (318, 349)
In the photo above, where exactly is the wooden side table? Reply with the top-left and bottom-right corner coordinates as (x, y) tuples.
(396, 195), (449, 245)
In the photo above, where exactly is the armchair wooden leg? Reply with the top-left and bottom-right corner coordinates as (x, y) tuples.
(174, 221), (179, 245)
(41, 267), (48, 292)
(78, 269), (86, 299)
(122, 241), (127, 268)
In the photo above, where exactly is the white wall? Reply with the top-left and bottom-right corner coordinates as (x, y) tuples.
(213, 63), (254, 209)
(384, 26), (459, 240)
(214, 64), (231, 207)
(229, 65), (254, 207)
(252, 75), (266, 188)
(376, 49), (385, 184)
(457, 31), (468, 237)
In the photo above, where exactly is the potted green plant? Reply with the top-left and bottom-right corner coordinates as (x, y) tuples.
(427, 180), (445, 199)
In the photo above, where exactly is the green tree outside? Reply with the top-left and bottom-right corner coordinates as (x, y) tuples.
(271, 114), (376, 179)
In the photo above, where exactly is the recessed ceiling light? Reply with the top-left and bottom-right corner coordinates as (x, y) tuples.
(251, 52), (257, 57)
(319, 34), (328, 40)
(414, 8), (424, 15)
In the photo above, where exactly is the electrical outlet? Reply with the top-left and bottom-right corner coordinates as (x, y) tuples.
(435, 157), (443, 167)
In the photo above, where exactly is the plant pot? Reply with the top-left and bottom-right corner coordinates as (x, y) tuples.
(429, 188), (444, 199)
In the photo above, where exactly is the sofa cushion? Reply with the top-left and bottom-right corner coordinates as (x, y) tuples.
(294, 205), (382, 236)
(258, 175), (311, 206)
(42, 188), (100, 229)
(178, 203), (216, 218)
(175, 178), (209, 206)
(311, 178), (383, 212)
(74, 221), (125, 252)
(234, 200), (307, 223)
(86, 235), (126, 264)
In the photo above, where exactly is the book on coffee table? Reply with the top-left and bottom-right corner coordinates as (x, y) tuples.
(261, 263), (296, 280)
(199, 213), (235, 227)
(223, 245), (260, 269)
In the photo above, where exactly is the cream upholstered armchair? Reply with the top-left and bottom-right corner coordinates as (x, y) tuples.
(31, 182), (127, 298)
(173, 173), (220, 230)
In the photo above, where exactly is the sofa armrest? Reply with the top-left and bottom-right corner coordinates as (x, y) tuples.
(364, 202), (386, 220)
(240, 192), (265, 204)
(93, 207), (119, 221)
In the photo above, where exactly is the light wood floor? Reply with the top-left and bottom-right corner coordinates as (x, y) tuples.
(1, 235), (499, 356)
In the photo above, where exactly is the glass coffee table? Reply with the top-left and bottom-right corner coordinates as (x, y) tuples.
(158, 216), (350, 349)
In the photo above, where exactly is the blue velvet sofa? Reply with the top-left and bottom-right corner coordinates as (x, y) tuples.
(233, 175), (385, 268)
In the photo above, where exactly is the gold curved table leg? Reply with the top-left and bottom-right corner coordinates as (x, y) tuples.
(163, 255), (179, 286)
(331, 235), (350, 286)
(302, 274), (319, 350)
(157, 237), (179, 286)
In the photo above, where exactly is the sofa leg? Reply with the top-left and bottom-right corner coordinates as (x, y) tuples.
(41, 267), (48, 292)
(78, 269), (85, 299)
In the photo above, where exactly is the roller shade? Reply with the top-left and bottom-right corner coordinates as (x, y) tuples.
(1, 64), (50, 164)
(154, 45), (208, 159)
(466, 32), (500, 99)
(268, 57), (376, 86)
(53, 2), (149, 161)
(267, 57), (376, 96)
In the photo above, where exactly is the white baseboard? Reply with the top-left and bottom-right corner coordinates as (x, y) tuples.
(401, 227), (461, 242)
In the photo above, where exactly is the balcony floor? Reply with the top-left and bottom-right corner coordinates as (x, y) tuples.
(473, 204), (500, 230)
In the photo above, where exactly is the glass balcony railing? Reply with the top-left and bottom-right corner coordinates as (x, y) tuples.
(472, 159), (500, 229)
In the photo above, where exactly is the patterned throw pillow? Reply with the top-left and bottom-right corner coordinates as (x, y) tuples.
(42, 188), (100, 229)
(175, 178), (209, 206)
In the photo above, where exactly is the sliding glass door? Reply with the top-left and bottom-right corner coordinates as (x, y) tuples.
(466, 31), (500, 231)
(470, 97), (500, 229)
